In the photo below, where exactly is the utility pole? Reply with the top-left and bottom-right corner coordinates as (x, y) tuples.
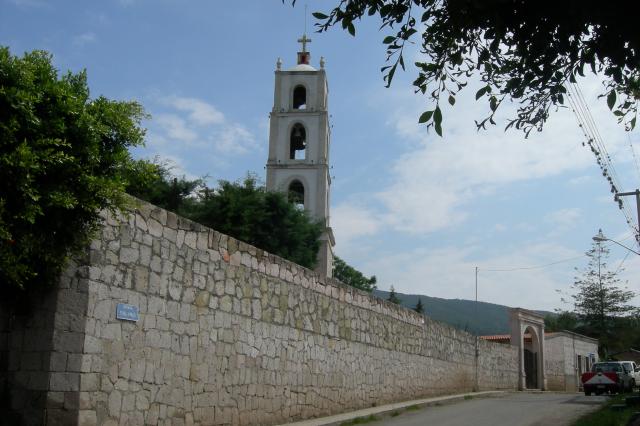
(616, 189), (640, 247)
(474, 266), (479, 392)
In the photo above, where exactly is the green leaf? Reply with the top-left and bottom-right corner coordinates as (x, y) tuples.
(385, 63), (397, 88)
(347, 22), (355, 36)
(607, 90), (616, 110)
(418, 110), (433, 123)
(434, 120), (443, 137)
(448, 95), (455, 106)
(434, 105), (442, 126)
(490, 96), (498, 112)
(383, 36), (395, 44)
(475, 86), (488, 100)
(312, 12), (328, 20)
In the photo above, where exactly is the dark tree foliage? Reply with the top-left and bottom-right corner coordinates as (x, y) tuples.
(127, 165), (324, 269)
(387, 285), (401, 304)
(544, 311), (578, 333)
(189, 176), (323, 270)
(124, 158), (203, 216)
(567, 237), (636, 356)
(294, 0), (639, 136)
(0, 47), (146, 291)
(332, 256), (377, 292)
(414, 297), (424, 314)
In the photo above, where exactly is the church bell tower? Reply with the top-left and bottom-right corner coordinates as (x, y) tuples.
(266, 35), (335, 278)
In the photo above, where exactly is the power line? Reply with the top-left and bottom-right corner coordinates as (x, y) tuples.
(614, 250), (631, 274)
(481, 254), (587, 272)
(566, 82), (638, 236)
(628, 133), (640, 184)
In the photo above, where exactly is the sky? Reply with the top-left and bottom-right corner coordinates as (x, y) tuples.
(2, 0), (639, 311)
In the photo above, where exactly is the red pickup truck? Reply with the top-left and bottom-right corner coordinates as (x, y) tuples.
(581, 361), (634, 395)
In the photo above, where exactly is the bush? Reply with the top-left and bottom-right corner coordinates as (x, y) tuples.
(0, 47), (147, 291)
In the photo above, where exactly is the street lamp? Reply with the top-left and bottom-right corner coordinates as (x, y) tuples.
(592, 229), (640, 256)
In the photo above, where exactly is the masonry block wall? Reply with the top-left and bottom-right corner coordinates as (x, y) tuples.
(1, 200), (518, 425)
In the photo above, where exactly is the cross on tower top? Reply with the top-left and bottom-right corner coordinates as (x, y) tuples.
(297, 34), (311, 53)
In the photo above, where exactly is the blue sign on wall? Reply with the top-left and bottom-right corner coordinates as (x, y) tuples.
(116, 303), (139, 322)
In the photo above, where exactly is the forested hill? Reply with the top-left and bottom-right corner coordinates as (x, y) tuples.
(372, 289), (552, 336)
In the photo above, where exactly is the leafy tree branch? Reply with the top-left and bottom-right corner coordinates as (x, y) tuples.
(292, 0), (639, 136)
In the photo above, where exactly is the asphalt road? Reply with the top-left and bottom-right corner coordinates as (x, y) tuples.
(378, 393), (608, 426)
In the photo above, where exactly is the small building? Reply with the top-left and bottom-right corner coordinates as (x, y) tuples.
(544, 331), (598, 392)
(481, 321), (598, 392)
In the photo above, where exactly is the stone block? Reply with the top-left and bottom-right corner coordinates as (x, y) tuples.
(50, 372), (79, 392)
(101, 323), (122, 340)
(122, 393), (136, 412)
(134, 266), (149, 292)
(148, 218), (163, 237)
(80, 373), (99, 391)
(136, 393), (150, 410)
(184, 232), (197, 249)
(119, 247), (139, 264)
(64, 391), (80, 410)
(180, 303), (191, 322)
(76, 354), (92, 373)
(193, 274), (207, 289)
(108, 390), (122, 417)
(46, 391), (65, 409)
(79, 391), (92, 410)
(131, 359), (146, 382)
(84, 335), (102, 354)
(195, 291), (210, 308)
(219, 296), (232, 313)
(168, 280), (182, 301)
(150, 256), (162, 273)
(78, 410), (97, 426)
(164, 227), (178, 243)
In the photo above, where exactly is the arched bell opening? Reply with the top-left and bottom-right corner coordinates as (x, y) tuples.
(289, 123), (306, 160)
(293, 85), (307, 110)
(288, 180), (305, 210)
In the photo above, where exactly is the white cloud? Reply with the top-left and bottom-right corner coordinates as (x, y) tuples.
(332, 203), (382, 246)
(167, 97), (224, 126)
(545, 208), (582, 231)
(214, 123), (256, 155)
(137, 96), (260, 182)
(331, 76), (635, 311)
(340, 74), (632, 237)
(72, 32), (96, 47)
(155, 113), (198, 144)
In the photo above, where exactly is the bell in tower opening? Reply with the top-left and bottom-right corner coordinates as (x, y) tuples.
(289, 123), (306, 159)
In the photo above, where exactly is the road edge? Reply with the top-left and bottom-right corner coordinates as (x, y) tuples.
(277, 390), (509, 426)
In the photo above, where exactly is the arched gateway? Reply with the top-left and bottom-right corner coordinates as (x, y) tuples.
(510, 308), (546, 390)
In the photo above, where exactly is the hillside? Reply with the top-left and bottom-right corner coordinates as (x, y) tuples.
(373, 289), (552, 336)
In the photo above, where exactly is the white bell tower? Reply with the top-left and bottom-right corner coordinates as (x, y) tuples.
(266, 35), (335, 278)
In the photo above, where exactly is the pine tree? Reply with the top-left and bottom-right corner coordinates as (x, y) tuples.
(569, 232), (636, 356)
(388, 285), (401, 304)
(414, 298), (424, 314)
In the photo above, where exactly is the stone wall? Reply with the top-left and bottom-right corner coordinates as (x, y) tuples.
(1, 200), (518, 425)
(0, 265), (92, 425)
